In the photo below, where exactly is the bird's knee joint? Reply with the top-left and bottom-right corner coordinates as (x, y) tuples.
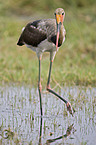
(38, 83), (42, 92)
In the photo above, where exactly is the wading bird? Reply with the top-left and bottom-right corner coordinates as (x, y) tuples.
(17, 8), (73, 116)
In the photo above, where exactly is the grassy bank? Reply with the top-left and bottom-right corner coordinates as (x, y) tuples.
(0, 1), (96, 86)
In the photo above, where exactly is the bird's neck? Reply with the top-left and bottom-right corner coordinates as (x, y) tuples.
(58, 24), (64, 46)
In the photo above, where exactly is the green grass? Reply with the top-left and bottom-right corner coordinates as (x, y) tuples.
(0, 1), (96, 86)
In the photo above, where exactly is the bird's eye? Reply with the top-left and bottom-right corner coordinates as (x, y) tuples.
(62, 12), (64, 15)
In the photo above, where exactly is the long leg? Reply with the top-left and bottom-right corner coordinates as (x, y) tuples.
(38, 57), (43, 116)
(46, 60), (73, 116)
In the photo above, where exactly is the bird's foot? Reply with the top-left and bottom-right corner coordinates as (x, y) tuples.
(66, 102), (73, 116)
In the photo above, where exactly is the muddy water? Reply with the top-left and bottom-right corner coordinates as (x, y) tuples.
(0, 86), (96, 145)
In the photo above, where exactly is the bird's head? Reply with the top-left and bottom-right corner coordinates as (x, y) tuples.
(54, 8), (65, 51)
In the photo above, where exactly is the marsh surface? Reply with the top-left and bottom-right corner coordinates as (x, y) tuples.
(0, 86), (96, 145)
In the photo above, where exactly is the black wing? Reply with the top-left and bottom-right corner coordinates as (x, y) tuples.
(17, 20), (47, 47)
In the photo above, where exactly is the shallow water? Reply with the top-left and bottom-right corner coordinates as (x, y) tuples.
(0, 85), (96, 145)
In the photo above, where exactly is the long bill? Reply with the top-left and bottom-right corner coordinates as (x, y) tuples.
(56, 23), (61, 51)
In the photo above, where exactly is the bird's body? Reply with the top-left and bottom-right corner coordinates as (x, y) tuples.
(17, 19), (66, 60)
(17, 8), (73, 116)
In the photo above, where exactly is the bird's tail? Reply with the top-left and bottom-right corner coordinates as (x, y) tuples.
(17, 37), (24, 46)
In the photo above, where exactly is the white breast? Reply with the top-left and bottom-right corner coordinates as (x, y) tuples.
(24, 39), (57, 59)
(36, 39), (56, 58)
(38, 39), (56, 51)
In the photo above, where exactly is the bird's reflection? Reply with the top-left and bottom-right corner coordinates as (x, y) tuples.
(39, 117), (43, 145)
(0, 117), (75, 144)
(46, 124), (74, 144)
(38, 117), (75, 145)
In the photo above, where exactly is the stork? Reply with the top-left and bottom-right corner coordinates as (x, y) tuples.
(17, 8), (73, 116)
